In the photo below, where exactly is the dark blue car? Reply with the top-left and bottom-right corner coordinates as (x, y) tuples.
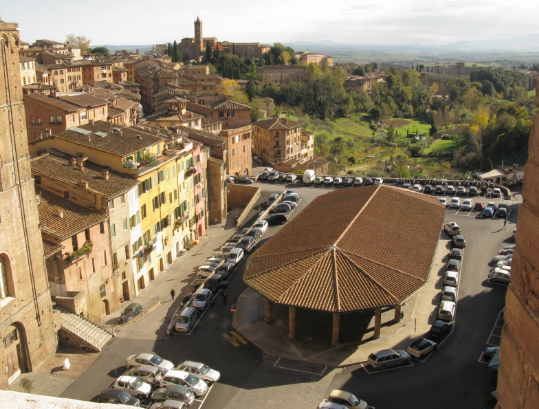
(482, 207), (495, 217)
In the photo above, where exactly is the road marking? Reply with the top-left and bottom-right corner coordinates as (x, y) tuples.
(197, 383), (214, 409)
(230, 330), (248, 345)
(273, 357), (327, 376)
(362, 360), (414, 374)
(222, 333), (240, 347)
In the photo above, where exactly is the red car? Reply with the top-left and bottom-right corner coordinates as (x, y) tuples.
(474, 201), (485, 210)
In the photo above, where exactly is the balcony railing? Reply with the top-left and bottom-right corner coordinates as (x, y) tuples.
(176, 211), (190, 226)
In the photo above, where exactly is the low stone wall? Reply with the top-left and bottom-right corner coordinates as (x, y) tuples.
(55, 291), (86, 314)
(58, 328), (99, 353)
(227, 184), (262, 229)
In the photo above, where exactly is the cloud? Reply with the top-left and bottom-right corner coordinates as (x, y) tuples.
(341, 3), (380, 12)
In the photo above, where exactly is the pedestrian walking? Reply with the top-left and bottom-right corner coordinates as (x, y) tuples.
(222, 291), (228, 306)
(503, 219), (507, 230)
(171, 288), (175, 300)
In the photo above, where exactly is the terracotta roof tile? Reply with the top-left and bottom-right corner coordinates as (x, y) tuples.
(211, 99), (252, 110)
(243, 186), (445, 312)
(57, 94), (107, 108)
(253, 117), (303, 130)
(24, 94), (80, 112)
(42, 239), (64, 258)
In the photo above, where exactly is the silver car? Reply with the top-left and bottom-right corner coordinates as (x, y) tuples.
(192, 289), (215, 310)
(442, 286), (457, 302)
(176, 361), (220, 385)
(490, 269), (511, 284)
(367, 349), (411, 370)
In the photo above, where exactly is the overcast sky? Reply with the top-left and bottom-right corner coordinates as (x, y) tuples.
(3, 0), (536, 46)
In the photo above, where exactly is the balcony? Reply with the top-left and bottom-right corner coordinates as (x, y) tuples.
(176, 212), (190, 226)
(274, 137), (282, 141)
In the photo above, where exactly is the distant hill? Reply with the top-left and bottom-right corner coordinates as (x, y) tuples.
(91, 44), (155, 53)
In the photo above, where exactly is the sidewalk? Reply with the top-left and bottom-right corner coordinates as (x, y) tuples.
(233, 233), (451, 367)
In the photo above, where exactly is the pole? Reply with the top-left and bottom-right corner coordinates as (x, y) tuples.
(414, 319), (416, 339)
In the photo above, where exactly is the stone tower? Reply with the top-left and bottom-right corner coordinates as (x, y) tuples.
(0, 15), (58, 388)
(194, 16), (203, 56)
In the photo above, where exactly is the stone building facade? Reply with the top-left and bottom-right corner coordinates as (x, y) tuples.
(496, 82), (539, 408)
(256, 65), (307, 84)
(0, 16), (58, 389)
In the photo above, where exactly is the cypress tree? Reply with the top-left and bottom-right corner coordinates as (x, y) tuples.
(167, 42), (172, 56)
(481, 157), (494, 172)
(206, 41), (212, 62)
(232, 43), (236, 55)
(173, 40), (179, 62)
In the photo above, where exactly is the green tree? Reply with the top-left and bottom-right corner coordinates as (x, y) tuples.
(172, 40), (179, 62)
(205, 41), (212, 62)
(397, 166), (411, 178)
(66, 34), (91, 53)
(352, 66), (365, 76)
(232, 43), (236, 55)
(91, 46), (109, 56)
(481, 157), (494, 172)
(370, 107), (381, 122)
(167, 43), (172, 57)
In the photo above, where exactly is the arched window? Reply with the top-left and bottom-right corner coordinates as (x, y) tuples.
(0, 255), (14, 299)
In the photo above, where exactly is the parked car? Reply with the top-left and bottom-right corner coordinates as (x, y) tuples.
(225, 175), (234, 184)
(450, 197), (460, 208)
(174, 307), (200, 333)
(446, 259), (461, 273)
(119, 303), (143, 324)
(258, 171), (269, 181)
(190, 279), (205, 294)
(267, 171), (279, 182)
(286, 174), (297, 183)
(442, 286), (457, 302)
(267, 193), (279, 206)
(238, 236), (257, 253)
(364, 177), (374, 185)
(216, 263), (234, 278)
(318, 390), (368, 409)
(407, 338), (437, 359)
(374, 178), (384, 186)
(496, 259), (513, 268)
(126, 353), (174, 373)
(235, 176), (253, 184)
(266, 213), (288, 225)
(412, 184), (422, 192)
(278, 173), (288, 182)
(444, 222), (461, 236)
(444, 271), (459, 287)
(226, 248), (245, 266)
(281, 200), (297, 209)
(342, 177), (354, 187)
(149, 400), (186, 409)
(446, 185), (455, 195)
(367, 349), (411, 370)
(439, 197), (448, 207)
(176, 361), (221, 385)
(91, 389), (140, 406)
(469, 186), (478, 196)
(159, 370), (208, 397)
(180, 295), (193, 309)
(461, 199), (474, 210)
(498, 203), (508, 210)
(492, 187), (502, 197)
(282, 194), (299, 204)
(449, 248), (463, 261)
(438, 300), (456, 321)
(424, 184), (433, 193)
(252, 220), (268, 233)
(113, 376), (152, 400)
(451, 235), (466, 248)
(435, 185), (444, 194)
(429, 320), (451, 338)
(324, 176), (334, 185)
(402, 182), (411, 189)
(192, 289), (215, 311)
(197, 265), (217, 278)
(124, 365), (164, 387)
(482, 207), (495, 217)
(270, 203), (292, 213)
(354, 177), (364, 186)
(151, 385), (195, 407)
(314, 176), (325, 185)
(492, 254), (513, 263)
(474, 201), (485, 210)
(333, 177), (343, 186)
(457, 186), (467, 196)
(490, 269), (511, 284)
(498, 208), (508, 218)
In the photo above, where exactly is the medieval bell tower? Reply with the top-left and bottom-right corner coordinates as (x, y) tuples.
(194, 17), (203, 56)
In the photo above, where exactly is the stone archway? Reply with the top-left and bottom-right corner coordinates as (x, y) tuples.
(244, 168), (249, 176)
(3, 323), (30, 385)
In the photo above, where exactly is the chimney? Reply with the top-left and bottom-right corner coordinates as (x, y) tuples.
(101, 170), (109, 180)
(70, 157), (77, 167)
(80, 181), (89, 188)
(58, 211), (64, 218)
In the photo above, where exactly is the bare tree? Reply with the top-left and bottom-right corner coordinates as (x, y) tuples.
(66, 34), (91, 53)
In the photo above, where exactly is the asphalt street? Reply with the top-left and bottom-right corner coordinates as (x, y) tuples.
(61, 176), (516, 409)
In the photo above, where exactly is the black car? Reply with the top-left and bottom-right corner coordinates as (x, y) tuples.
(469, 186), (478, 196)
(429, 320), (451, 338)
(424, 185), (433, 193)
(278, 173), (288, 182)
(204, 274), (227, 294)
(238, 236), (257, 253)
(451, 234), (466, 249)
(235, 176), (254, 184)
(342, 177), (354, 187)
(180, 294), (194, 308)
(498, 208), (508, 218)
(119, 303), (143, 324)
(258, 171), (269, 181)
(216, 263), (234, 279)
(270, 203), (292, 213)
(91, 389), (140, 406)
(266, 213), (288, 225)
(434, 185), (444, 194)
(449, 248), (463, 261)
(267, 171), (280, 182)
(364, 177), (374, 185)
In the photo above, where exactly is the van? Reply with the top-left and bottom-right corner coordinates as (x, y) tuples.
(175, 307), (200, 333)
(302, 170), (315, 184)
(438, 300), (456, 321)
(267, 193), (279, 206)
(226, 248), (245, 265)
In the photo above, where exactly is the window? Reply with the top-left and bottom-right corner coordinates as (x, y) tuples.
(70, 115), (75, 123)
(174, 190), (178, 201)
(113, 252), (118, 266)
(125, 245), (130, 259)
(120, 194), (125, 204)
(99, 284), (106, 298)
(141, 204), (147, 219)
(91, 258), (96, 272)
(103, 250), (107, 265)
(35, 175), (41, 185)
(169, 193), (172, 203)
(143, 230), (150, 244)
(111, 224), (116, 237)
(72, 235), (78, 251)
(56, 116), (62, 123)
(123, 218), (128, 230)
(85, 228), (90, 242)
(160, 192), (166, 205)
(81, 111), (87, 121)
(109, 199), (114, 209)
(0, 256), (13, 299)
(100, 222), (105, 234)
(49, 116), (55, 124)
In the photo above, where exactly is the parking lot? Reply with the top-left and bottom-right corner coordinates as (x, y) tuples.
(61, 175), (519, 409)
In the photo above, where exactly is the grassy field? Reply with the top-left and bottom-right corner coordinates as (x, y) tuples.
(424, 137), (467, 155)
(529, 90), (536, 97)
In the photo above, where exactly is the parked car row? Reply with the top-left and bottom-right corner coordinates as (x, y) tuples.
(90, 353), (220, 407)
(399, 181), (503, 198)
(313, 176), (382, 187)
(258, 170), (298, 184)
(489, 245), (515, 284)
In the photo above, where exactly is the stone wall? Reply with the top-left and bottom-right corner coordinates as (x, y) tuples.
(496, 80), (539, 408)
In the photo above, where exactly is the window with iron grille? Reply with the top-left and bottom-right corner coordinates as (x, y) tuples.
(2, 329), (17, 349)
(99, 284), (106, 298)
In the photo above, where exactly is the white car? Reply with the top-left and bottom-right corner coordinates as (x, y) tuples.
(450, 197), (460, 208)
(444, 271), (459, 287)
(176, 361), (220, 385)
(492, 254), (513, 263)
(192, 289), (215, 310)
(126, 353), (174, 374)
(318, 390), (368, 409)
(113, 375), (152, 399)
(354, 177), (363, 186)
(412, 184), (422, 192)
(490, 269), (511, 284)
(149, 400), (186, 409)
(497, 259), (513, 268)
(407, 338), (437, 359)
(197, 265), (217, 278)
(438, 300), (456, 321)
(374, 177), (384, 185)
(439, 198), (448, 207)
(159, 370), (208, 397)
(124, 364), (164, 387)
(226, 248), (245, 265)
(324, 176), (333, 185)
(252, 220), (268, 234)
(461, 199), (474, 210)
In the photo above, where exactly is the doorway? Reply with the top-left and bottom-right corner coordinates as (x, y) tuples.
(103, 299), (110, 315)
(4, 324), (28, 385)
(159, 258), (164, 272)
(137, 276), (145, 290)
(167, 252), (172, 265)
(149, 268), (155, 281)
(122, 281), (130, 301)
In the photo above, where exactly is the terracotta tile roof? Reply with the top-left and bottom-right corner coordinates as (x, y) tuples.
(52, 121), (163, 157)
(37, 189), (108, 241)
(108, 107), (125, 118)
(243, 186), (445, 312)
(32, 153), (138, 199)
(211, 99), (252, 110)
(24, 94), (80, 112)
(146, 109), (203, 122)
(253, 117), (303, 130)
(173, 125), (226, 144)
(57, 94), (107, 108)
(42, 239), (64, 259)
(114, 99), (137, 111)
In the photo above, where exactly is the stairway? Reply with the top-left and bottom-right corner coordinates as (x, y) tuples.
(55, 307), (113, 351)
